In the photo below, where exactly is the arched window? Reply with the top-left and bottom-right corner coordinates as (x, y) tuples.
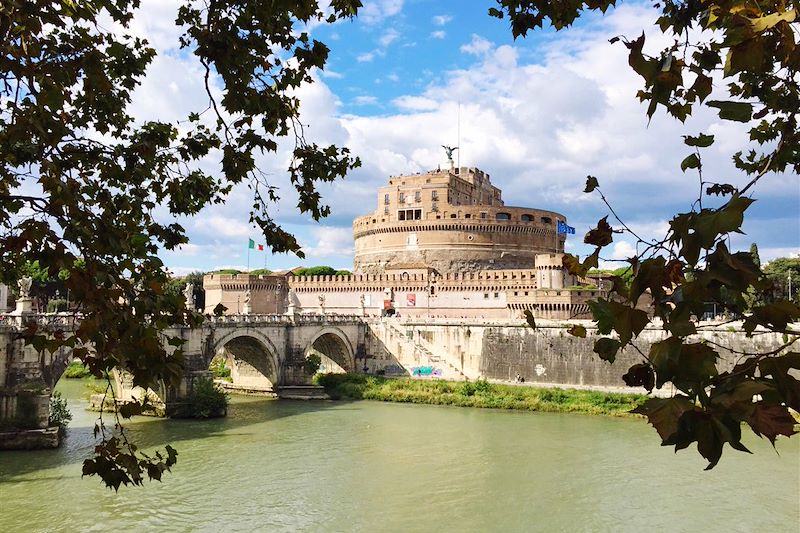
(521, 214), (533, 222)
(541, 216), (552, 224)
(496, 212), (511, 221)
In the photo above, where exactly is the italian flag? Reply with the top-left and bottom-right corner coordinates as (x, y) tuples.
(248, 238), (264, 251)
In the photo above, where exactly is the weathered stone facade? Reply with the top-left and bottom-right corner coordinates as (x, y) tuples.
(353, 167), (567, 274)
(204, 168), (600, 320)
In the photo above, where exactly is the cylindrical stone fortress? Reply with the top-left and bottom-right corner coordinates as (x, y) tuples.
(352, 167), (567, 274)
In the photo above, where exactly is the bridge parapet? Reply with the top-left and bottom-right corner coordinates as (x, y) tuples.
(0, 313), (80, 328)
(207, 313), (365, 327)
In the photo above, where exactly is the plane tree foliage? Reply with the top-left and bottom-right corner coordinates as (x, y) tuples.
(491, 1), (799, 468)
(0, 0), (361, 490)
(0, 0), (796, 488)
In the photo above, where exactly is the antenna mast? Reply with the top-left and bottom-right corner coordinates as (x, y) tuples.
(457, 102), (461, 171)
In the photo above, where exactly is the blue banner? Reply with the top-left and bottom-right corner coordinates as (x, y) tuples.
(557, 220), (575, 235)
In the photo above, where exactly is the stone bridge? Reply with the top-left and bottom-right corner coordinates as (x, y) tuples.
(0, 313), (369, 435)
(166, 313), (368, 397)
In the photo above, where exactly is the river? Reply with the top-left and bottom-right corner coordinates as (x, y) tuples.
(0, 378), (798, 532)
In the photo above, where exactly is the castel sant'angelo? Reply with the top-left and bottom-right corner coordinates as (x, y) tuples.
(204, 161), (604, 319)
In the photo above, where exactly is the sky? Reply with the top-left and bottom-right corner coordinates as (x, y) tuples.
(124, 0), (799, 275)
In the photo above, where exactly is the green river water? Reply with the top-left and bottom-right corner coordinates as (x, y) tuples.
(0, 378), (798, 532)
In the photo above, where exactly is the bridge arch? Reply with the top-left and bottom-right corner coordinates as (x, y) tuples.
(305, 326), (356, 374)
(212, 328), (282, 389)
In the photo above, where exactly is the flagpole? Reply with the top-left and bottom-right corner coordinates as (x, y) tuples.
(247, 247), (250, 272)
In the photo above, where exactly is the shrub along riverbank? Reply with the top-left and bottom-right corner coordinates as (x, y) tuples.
(313, 374), (648, 416)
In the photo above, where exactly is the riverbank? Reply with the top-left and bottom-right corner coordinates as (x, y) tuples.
(314, 374), (648, 416)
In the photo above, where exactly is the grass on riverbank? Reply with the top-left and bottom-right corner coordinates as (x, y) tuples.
(62, 360), (92, 379)
(314, 373), (648, 416)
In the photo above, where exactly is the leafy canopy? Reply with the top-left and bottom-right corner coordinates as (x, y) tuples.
(491, 0), (800, 468)
(0, 0), (361, 490)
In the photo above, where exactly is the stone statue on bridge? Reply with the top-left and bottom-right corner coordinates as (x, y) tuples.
(242, 289), (252, 315)
(183, 282), (195, 311)
(17, 277), (32, 299)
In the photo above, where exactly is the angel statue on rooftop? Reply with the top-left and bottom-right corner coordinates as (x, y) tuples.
(442, 145), (458, 169)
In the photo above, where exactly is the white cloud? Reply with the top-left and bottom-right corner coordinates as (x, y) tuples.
(432, 15), (452, 26)
(320, 69), (344, 79)
(353, 95), (378, 106)
(360, 0), (404, 24)
(762, 248), (800, 262)
(193, 216), (251, 239)
(460, 34), (493, 56)
(392, 95), (439, 111)
(112, 3), (794, 274)
(610, 241), (637, 260)
(357, 51), (376, 62)
(430, 30), (446, 39)
(303, 226), (354, 258)
(379, 28), (400, 46)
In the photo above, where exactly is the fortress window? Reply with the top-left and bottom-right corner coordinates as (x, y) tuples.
(384, 206), (389, 215)
(414, 191), (421, 202)
(465, 214), (471, 219)
(431, 190), (438, 200)
(521, 214), (533, 222)
(399, 192), (405, 203)
(496, 212), (511, 221)
(483, 293), (489, 299)
(541, 216), (552, 224)
(384, 194), (390, 205)
(450, 214), (457, 218)
(398, 210), (406, 221)
(494, 292), (500, 298)
(431, 202), (438, 212)
(480, 212), (487, 219)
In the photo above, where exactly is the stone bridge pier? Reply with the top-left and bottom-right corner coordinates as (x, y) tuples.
(1, 313), (368, 446)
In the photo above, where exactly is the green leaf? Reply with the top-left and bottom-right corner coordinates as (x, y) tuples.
(562, 249), (599, 278)
(118, 401), (143, 419)
(584, 175), (599, 193)
(584, 216), (613, 247)
(523, 309), (536, 330)
(744, 301), (800, 335)
(588, 300), (649, 345)
(680, 153), (700, 171)
(683, 134), (714, 147)
(623, 363), (655, 392)
(593, 337), (622, 363)
(632, 395), (696, 442)
(707, 101), (753, 122)
(567, 324), (587, 338)
(748, 403), (798, 445)
(747, 10), (797, 33)
(758, 352), (800, 411)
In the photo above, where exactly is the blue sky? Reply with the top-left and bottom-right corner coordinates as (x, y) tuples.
(126, 1), (799, 275)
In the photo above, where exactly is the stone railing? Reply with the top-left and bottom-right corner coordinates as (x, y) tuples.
(208, 313), (365, 326)
(0, 313), (80, 328)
